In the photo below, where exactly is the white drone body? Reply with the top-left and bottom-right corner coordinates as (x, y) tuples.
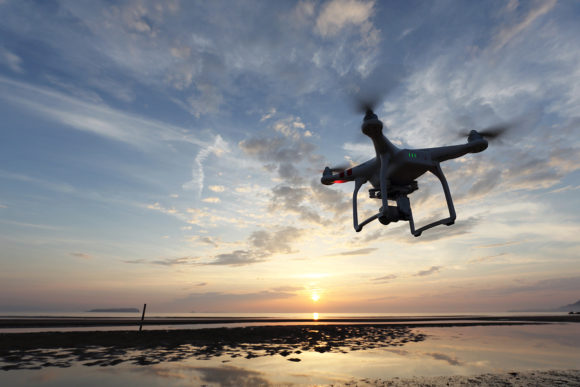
(321, 110), (493, 237)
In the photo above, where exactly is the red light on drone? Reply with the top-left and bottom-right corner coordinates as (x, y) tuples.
(334, 180), (347, 183)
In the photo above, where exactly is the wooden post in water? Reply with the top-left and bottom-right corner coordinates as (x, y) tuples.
(139, 303), (147, 331)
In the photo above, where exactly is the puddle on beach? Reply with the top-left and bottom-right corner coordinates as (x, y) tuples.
(1, 324), (579, 386)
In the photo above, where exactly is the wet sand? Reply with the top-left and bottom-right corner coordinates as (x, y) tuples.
(1, 316), (579, 385)
(351, 370), (580, 386)
(1, 325), (427, 369)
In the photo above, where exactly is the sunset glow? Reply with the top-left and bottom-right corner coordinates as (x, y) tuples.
(0, 1), (578, 315)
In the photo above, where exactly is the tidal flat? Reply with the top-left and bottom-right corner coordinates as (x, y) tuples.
(1, 317), (579, 386)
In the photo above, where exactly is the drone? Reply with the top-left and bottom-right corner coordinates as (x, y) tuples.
(321, 108), (508, 237)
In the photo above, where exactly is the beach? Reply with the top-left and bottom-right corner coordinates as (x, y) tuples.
(1, 314), (579, 385)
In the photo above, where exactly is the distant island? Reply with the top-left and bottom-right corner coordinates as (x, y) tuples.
(87, 308), (139, 313)
(558, 300), (580, 312)
(510, 299), (580, 313)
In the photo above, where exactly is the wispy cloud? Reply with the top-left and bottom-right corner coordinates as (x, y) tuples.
(178, 288), (299, 304)
(70, 252), (91, 259)
(492, 0), (558, 52)
(468, 253), (508, 264)
(0, 219), (62, 231)
(0, 77), (211, 150)
(475, 241), (522, 249)
(328, 247), (378, 256)
(0, 170), (76, 194)
(414, 266), (442, 277)
(0, 46), (24, 73)
(183, 135), (229, 197)
(371, 274), (398, 283)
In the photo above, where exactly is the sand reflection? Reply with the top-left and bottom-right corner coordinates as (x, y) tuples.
(0, 325), (426, 370)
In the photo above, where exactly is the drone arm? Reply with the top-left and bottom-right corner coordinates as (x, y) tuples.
(429, 144), (471, 162)
(428, 139), (488, 163)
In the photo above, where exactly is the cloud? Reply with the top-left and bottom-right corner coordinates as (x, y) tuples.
(0, 169), (76, 194)
(0, 219), (61, 231)
(178, 288), (298, 304)
(202, 197), (221, 203)
(329, 247), (377, 256)
(203, 226), (305, 266)
(486, 276), (580, 296)
(183, 134), (229, 197)
(260, 108), (277, 122)
(189, 236), (220, 247)
(249, 226), (304, 254)
(315, 0), (375, 38)
(0, 77), (210, 150)
(269, 185), (323, 224)
(0, 46), (23, 73)
(207, 250), (267, 266)
(186, 83), (225, 118)
(491, 0), (558, 52)
(150, 257), (195, 266)
(475, 241), (522, 249)
(239, 118), (320, 185)
(414, 266), (442, 277)
(549, 185), (580, 194)
(70, 252), (91, 259)
(123, 259), (146, 264)
(371, 274), (397, 283)
(208, 185), (225, 193)
(167, 226), (307, 267)
(468, 253), (508, 264)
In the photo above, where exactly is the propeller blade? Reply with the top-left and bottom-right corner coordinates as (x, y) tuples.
(458, 122), (515, 142)
(478, 124), (512, 139)
(352, 91), (383, 115)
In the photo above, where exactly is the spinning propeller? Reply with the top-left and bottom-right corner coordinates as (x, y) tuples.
(458, 123), (515, 142)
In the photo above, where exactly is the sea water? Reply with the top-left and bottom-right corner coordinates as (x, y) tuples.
(1, 321), (579, 386)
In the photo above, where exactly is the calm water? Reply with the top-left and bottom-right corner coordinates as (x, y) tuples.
(1, 323), (579, 386)
(0, 311), (566, 319)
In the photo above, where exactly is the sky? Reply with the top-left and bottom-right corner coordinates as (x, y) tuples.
(0, 0), (579, 313)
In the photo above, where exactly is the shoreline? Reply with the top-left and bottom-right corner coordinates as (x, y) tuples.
(0, 314), (578, 329)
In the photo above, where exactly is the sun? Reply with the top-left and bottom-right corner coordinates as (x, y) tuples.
(311, 293), (320, 302)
